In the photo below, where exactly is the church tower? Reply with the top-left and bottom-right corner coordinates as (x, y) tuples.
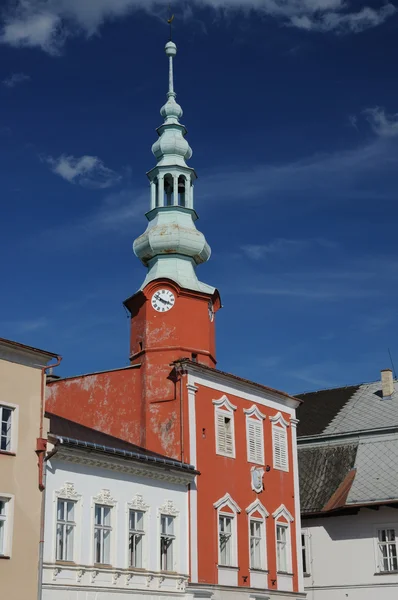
(125, 40), (220, 368)
(123, 39), (221, 452)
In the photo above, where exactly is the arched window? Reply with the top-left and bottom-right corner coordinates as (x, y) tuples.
(164, 174), (173, 206)
(178, 176), (186, 206)
(154, 178), (159, 208)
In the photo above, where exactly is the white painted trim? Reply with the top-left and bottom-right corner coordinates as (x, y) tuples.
(270, 411), (290, 427)
(212, 394), (237, 412)
(291, 418), (304, 592)
(213, 493), (241, 513)
(373, 522), (398, 573)
(275, 520), (293, 575)
(272, 422), (289, 472)
(190, 374), (296, 417)
(0, 401), (19, 454)
(244, 404), (266, 419)
(246, 499), (269, 518)
(246, 414), (265, 465)
(214, 401), (236, 459)
(272, 504), (294, 522)
(0, 493), (14, 557)
(187, 378), (198, 582)
(216, 505), (239, 568)
(247, 499), (269, 572)
(53, 484), (82, 564)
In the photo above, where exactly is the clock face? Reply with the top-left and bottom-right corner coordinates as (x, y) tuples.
(151, 289), (175, 313)
(208, 301), (214, 322)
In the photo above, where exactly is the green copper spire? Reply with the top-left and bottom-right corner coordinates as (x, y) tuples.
(133, 40), (214, 295)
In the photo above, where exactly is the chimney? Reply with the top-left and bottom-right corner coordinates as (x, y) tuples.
(381, 369), (394, 399)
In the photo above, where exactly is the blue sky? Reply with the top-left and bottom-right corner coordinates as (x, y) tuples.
(1, 0), (398, 394)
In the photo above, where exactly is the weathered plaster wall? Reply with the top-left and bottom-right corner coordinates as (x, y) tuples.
(46, 367), (142, 446)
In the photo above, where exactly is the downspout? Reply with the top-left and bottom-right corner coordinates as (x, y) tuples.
(37, 355), (62, 600)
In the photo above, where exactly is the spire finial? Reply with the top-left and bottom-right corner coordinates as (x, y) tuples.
(167, 5), (174, 42)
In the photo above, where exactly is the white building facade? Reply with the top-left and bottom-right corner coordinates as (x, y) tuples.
(302, 506), (398, 600)
(42, 417), (196, 599)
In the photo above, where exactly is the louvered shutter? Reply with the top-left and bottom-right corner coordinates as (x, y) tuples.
(273, 425), (288, 471)
(247, 419), (264, 463)
(217, 413), (227, 453)
(224, 417), (233, 455)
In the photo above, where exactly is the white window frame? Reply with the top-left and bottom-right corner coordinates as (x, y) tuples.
(127, 494), (149, 570)
(270, 412), (290, 472)
(214, 493), (241, 567)
(54, 483), (82, 564)
(246, 499), (269, 571)
(0, 494), (14, 557)
(92, 489), (116, 566)
(301, 528), (311, 576)
(244, 405), (266, 465)
(0, 402), (18, 454)
(272, 504), (294, 574)
(213, 395), (237, 458)
(374, 524), (398, 573)
(160, 514), (176, 571)
(158, 500), (179, 573)
(56, 498), (76, 562)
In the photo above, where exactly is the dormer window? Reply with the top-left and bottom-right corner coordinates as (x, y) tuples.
(213, 396), (237, 458)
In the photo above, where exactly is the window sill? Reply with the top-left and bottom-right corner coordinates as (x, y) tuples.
(0, 555), (11, 560)
(218, 564), (239, 570)
(216, 452), (236, 459)
(304, 573), (311, 578)
(374, 571), (398, 576)
(0, 450), (16, 457)
(160, 570), (178, 575)
(128, 567), (146, 572)
(56, 561), (76, 566)
(94, 563), (113, 569)
(249, 568), (269, 573)
(273, 466), (289, 473)
(277, 571), (294, 576)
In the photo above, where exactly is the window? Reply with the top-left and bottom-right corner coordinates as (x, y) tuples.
(250, 519), (263, 569)
(129, 510), (144, 568)
(0, 498), (10, 556)
(219, 515), (232, 566)
(301, 529), (311, 575)
(0, 405), (13, 452)
(377, 528), (398, 572)
(245, 406), (266, 464)
(94, 504), (112, 564)
(56, 499), (76, 561)
(217, 413), (234, 456)
(276, 524), (288, 572)
(271, 413), (289, 472)
(213, 396), (237, 458)
(160, 515), (175, 571)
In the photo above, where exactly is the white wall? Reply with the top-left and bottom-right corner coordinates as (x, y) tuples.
(43, 456), (190, 598)
(303, 507), (398, 600)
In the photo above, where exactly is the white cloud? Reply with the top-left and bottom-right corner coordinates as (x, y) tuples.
(364, 106), (398, 138)
(290, 4), (396, 33)
(2, 72), (31, 87)
(241, 238), (336, 260)
(0, 0), (395, 53)
(46, 154), (121, 188)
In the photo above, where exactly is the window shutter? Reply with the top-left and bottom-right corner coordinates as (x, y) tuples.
(273, 426), (288, 471)
(225, 418), (233, 455)
(247, 419), (264, 463)
(217, 413), (226, 453)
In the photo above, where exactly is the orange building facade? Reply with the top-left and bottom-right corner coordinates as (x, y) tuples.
(46, 38), (304, 600)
